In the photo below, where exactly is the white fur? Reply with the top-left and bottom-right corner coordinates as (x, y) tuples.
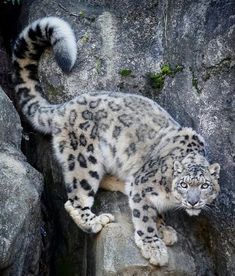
(20, 17), (77, 69)
(186, 209), (201, 216)
(149, 193), (178, 213)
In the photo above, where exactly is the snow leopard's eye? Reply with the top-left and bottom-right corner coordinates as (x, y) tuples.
(180, 182), (188, 189)
(201, 183), (209, 189)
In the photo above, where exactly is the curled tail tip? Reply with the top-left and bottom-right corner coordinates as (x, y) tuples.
(12, 16), (77, 133)
(45, 17), (77, 72)
(54, 40), (77, 73)
(14, 16), (77, 72)
(46, 17), (77, 72)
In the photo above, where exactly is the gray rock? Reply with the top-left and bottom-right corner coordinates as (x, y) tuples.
(18, 0), (235, 275)
(0, 87), (44, 276)
(0, 86), (22, 149)
(89, 191), (196, 276)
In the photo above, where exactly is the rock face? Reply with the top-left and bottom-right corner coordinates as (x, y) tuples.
(0, 87), (44, 276)
(17, 0), (235, 275)
(88, 192), (196, 276)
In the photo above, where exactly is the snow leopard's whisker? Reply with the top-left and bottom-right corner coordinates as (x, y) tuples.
(172, 206), (184, 213)
(202, 205), (217, 216)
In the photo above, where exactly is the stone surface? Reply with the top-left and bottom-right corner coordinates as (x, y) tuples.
(18, 0), (235, 275)
(0, 87), (44, 276)
(27, 135), (87, 276)
(89, 191), (196, 276)
(0, 37), (13, 98)
(0, 85), (22, 148)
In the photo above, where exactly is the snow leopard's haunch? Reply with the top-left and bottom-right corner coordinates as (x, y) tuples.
(13, 17), (221, 267)
(12, 17), (77, 133)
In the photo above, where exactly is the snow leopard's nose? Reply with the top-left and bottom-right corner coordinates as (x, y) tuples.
(187, 189), (200, 206)
(187, 198), (199, 206)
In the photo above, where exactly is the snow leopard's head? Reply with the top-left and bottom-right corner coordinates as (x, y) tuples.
(172, 153), (220, 216)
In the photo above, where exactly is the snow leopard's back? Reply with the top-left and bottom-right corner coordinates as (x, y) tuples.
(51, 92), (180, 179)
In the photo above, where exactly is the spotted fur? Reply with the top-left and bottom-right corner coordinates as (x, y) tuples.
(13, 17), (221, 266)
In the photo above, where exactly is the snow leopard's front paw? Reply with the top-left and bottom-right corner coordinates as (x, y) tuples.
(140, 238), (169, 266)
(90, 213), (115, 233)
(64, 200), (114, 233)
(158, 225), (178, 246)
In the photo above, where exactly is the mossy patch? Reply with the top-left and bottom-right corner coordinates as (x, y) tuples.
(147, 64), (184, 90)
(79, 10), (85, 17)
(174, 65), (184, 73)
(119, 69), (132, 77)
(147, 72), (165, 89)
(161, 64), (173, 76)
(78, 10), (96, 22)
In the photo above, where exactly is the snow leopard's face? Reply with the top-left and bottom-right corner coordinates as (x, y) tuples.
(172, 155), (220, 216)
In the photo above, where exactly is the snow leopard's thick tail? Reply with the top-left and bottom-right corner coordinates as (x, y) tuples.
(12, 17), (77, 133)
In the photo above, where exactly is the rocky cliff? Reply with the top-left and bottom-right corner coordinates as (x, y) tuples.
(0, 86), (44, 276)
(0, 0), (234, 275)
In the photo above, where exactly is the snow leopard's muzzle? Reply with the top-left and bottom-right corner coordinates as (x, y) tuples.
(172, 156), (220, 216)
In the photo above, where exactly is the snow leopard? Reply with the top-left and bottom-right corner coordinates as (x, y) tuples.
(12, 17), (220, 266)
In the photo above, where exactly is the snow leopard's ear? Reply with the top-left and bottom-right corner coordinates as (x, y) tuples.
(173, 161), (183, 176)
(209, 163), (220, 179)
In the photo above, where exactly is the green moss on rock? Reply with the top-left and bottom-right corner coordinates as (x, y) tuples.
(147, 72), (165, 89)
(79, 11), (85, 17)
(174, 64), (184, 73)
(147, 64), (184, 90)
(119, 69), (132, 77)
(161, 64), (173, 76)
